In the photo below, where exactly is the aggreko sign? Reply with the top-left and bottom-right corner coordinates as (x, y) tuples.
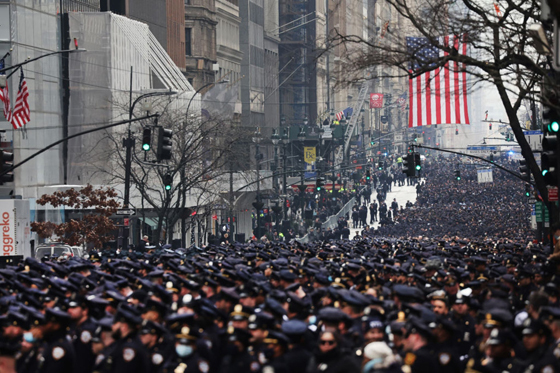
(1, 209), (14, 256)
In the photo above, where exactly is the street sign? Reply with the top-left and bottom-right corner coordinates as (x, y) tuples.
(523, 130), (543, 151)
(116, 209), (136, 215)
(536, 201), (543, 222)
(549, 186), (558, 201)
(477, 169), (493, 183)
(528, 197), (537, 204)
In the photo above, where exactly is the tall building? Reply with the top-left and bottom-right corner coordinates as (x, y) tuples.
(102, 0), (186, 71)
(0, 1), (72, 197)
(278, 0), (317, 126)
(184, 0), (218, 89)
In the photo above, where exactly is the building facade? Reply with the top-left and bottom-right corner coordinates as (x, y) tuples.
(185, 0), (218, 89)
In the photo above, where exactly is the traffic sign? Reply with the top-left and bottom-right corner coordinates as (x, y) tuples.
(116, 209), (136, 216)
(523, 130), (543, 151)
(549, 186), (558, 201)
(528, 197), (537, 204)
(536, 201), (543, 222)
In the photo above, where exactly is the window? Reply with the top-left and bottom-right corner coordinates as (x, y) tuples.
(185, 28), (192, 56)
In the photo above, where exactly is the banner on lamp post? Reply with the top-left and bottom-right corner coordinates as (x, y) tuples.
(370, 93), (384, 109)
(304, 147), (316, 164)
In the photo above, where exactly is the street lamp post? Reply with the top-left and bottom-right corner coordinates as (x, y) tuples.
(181, 80), (229, 247)
(271, 129), (280, 193)
(281, 127), (290, 220)
(252, 128), (263, 239)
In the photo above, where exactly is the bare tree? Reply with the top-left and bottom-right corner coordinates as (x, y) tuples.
(87, 95), (250, 244)
(326, 0), (556, 204)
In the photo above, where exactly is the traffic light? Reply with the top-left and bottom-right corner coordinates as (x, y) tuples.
(157, 127), (173, 161)
(519, 159), (530, 182)
(0, 150), (13, 185)
(252, 200), (264, 211)
(402, 154), (415, 177)
(455, 129), (459, 135)
(163, 173), (173, 191)
(524, 184), (531, 197)
(414, 153), (421, 172)
(454, 170), (461, 180)
(316, 177), (325, 191)
(542, 134), (559, 186)
(370, 140), (375, 146)
(142, 128), (151, 151)
(377, 161), (384, 171)
(413, 134), (418, 142)
(365, 170), (371, 180)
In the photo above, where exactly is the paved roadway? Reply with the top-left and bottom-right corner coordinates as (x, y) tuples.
(349, 181), (421, 237)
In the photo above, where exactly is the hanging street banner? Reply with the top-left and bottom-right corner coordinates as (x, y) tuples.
(304, 147), (316, 164)
(370, 93), (384, 109)
(477, 168), (493, 183)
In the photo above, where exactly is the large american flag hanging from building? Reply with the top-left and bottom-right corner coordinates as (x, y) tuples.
(406, 35), (470, 128)
(10, 69), (30, 129)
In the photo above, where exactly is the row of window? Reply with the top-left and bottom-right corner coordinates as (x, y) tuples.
(62, 0), (101, 12)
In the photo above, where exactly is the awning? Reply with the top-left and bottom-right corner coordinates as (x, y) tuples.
(139, 217), (158, 229)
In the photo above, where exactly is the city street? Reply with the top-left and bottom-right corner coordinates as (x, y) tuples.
(350, 181), (421, 237)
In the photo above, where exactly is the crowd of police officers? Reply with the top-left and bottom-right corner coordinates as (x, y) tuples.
(0, 235), (558, 373)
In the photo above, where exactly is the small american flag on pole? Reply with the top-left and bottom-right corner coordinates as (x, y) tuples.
(335, 107), (353, 121)
(10, 69), (29, 129)
(406, 35), (470, 128)
(0, 59), (11, 123)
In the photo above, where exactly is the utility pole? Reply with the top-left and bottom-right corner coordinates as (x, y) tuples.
(325, 0), (330, 113)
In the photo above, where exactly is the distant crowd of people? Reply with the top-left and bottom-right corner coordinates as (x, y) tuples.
(375, 156), (532, 240)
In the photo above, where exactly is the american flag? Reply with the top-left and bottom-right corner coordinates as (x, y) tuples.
(0, 59), (10, 123)
(10, 69), (29, 129)
(335, 107), (353, 121)
(406, 35), (470, 128)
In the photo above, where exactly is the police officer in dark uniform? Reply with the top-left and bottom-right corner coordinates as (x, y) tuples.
(281, 320), (313, 373)
(431, 317), (461, 373)
(220, 327), (261, 373)
(401, 317), (440, 373)
(67, 294), (97, 373)
(106, 306), (150, 373)
(470, 328), (518, 373)
(517, 318), (560, 373)
(541, 307), (560, 363)
(17, 310), (44, 373)
(162, 325), (211, 373)
(450, 294), (475, 361)
(38, 308), (76, 373)
(139, 320), (168, 373)
(261, 331), (289, 373)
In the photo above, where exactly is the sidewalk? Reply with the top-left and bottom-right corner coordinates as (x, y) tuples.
(350, 182), (420, 237)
